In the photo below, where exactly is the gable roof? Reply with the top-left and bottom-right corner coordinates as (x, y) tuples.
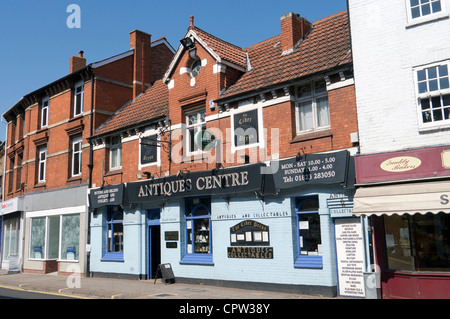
(163, 25), (248, 82)
(217, 10), (352, 102)
(94, 79), (168, 137)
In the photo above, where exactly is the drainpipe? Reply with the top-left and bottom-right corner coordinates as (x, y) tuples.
(86, 67), (95, 277)
(1, 117), (8, 203)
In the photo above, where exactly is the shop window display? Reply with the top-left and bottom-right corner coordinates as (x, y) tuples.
(384, 213), (450, 272)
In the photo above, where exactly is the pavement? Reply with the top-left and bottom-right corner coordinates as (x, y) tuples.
(0, 269), (343, 300)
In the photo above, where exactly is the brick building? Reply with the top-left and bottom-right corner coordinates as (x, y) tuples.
(349, 0), (450, 298)
(0, 30), (174, 275)
(88, 10), (360, 297)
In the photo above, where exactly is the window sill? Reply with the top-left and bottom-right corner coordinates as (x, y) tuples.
(105, 169), (122, 177)
(34, 182), (46, 189)
(67, 176), (82, 184)
(180, 254), (214, 265)
(406, 12), (449, 28)
(101, 252), (124, 262)
(294, 256), (323, 269)
(291, 129), (332, 144)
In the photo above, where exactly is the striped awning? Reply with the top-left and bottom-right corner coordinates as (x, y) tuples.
(353, 181), (450, 216)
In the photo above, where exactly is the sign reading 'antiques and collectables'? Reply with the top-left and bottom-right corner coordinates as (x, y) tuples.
(89, 184), (124, 209)
(227, 247), (274, 259)
(126, 163), (266, 203)
(272, 151), (351, 189)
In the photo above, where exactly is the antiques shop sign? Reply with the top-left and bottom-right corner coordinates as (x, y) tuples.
(272, 151), (351, 189)
(126, 163), (265, 203)
(89, 184), (124, 209)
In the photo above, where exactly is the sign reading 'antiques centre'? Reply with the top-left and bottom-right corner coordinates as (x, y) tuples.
(126, 163), (266, 203)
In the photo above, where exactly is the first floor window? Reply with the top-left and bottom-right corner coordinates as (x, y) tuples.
(384, 213), (450, 272)
(409, 0), (442, 19)
(185, 197), (211, 255)
(186, 109), (206, 154)
(109, 135), (122, 170)
(296, 79), (329, 133)
(107, 206), (124, 254)
(38, 146), (47, 183)
(72, 136), (82, 176)
(417, 63), (450, 125)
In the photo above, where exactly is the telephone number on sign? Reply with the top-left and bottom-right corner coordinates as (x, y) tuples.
(313, 171), (336, 179)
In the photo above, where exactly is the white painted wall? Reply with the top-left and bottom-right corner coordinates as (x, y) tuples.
(348, 0), (450, 154)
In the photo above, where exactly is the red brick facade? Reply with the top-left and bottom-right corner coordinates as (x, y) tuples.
(3, 31), (174, 201)
(90, 10), (357, 189)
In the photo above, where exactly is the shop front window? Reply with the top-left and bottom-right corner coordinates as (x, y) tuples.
(2, 218), (20, 261)
(181, 197), (213, 265)
(294, 196), (323, 268)
(29, 214), (80, 260)
(103, 206), (124, 261)
(30, 217), (46, 259)
(384, 213), (450, 272)
(60, 214), (80, 260)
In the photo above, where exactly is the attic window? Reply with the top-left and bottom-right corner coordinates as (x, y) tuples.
(191, 59), (202, 78)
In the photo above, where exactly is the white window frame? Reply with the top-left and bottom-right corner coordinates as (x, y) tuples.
(414, 60), (450, 130)
(41, 97), (49, 128)
(295, 79), (330, 135)
(109, 135), (122, 171)
(185, 108), (207, 156)
(230, 99), (265, 153)
(28, 212), (81, 262)
(71, 136), (82, 177)
(139, 126), (161, 169)
(406, 0), (448, 27)
(74, 82), (84, 117)
(38, 147), (47, 183)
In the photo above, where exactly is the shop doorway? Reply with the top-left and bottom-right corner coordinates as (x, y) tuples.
(147, 209), (161, 280)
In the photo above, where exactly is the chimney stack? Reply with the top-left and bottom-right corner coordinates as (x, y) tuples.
(70, 50), (86, 73)
(280, 13), (312, 54)
(130, 30), (152, 99)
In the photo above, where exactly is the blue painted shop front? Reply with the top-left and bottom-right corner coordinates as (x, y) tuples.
(88, 152), (355, 296)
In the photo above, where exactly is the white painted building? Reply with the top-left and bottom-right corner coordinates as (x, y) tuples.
(349, 0), (450, 299)
(349, 0), (450, 155)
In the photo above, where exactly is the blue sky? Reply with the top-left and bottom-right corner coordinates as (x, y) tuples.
(0, 0), (347, 141)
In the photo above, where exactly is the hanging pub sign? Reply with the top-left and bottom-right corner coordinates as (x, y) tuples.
(141, 135), (158, 164)
(234, 109), (259, 146)
(89, 184), (124, 209)
(272, 150), (353, 190)
(126, 163), (267, 203)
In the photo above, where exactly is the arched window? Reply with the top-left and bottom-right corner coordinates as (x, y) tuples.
(184, 197), (212, 258)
